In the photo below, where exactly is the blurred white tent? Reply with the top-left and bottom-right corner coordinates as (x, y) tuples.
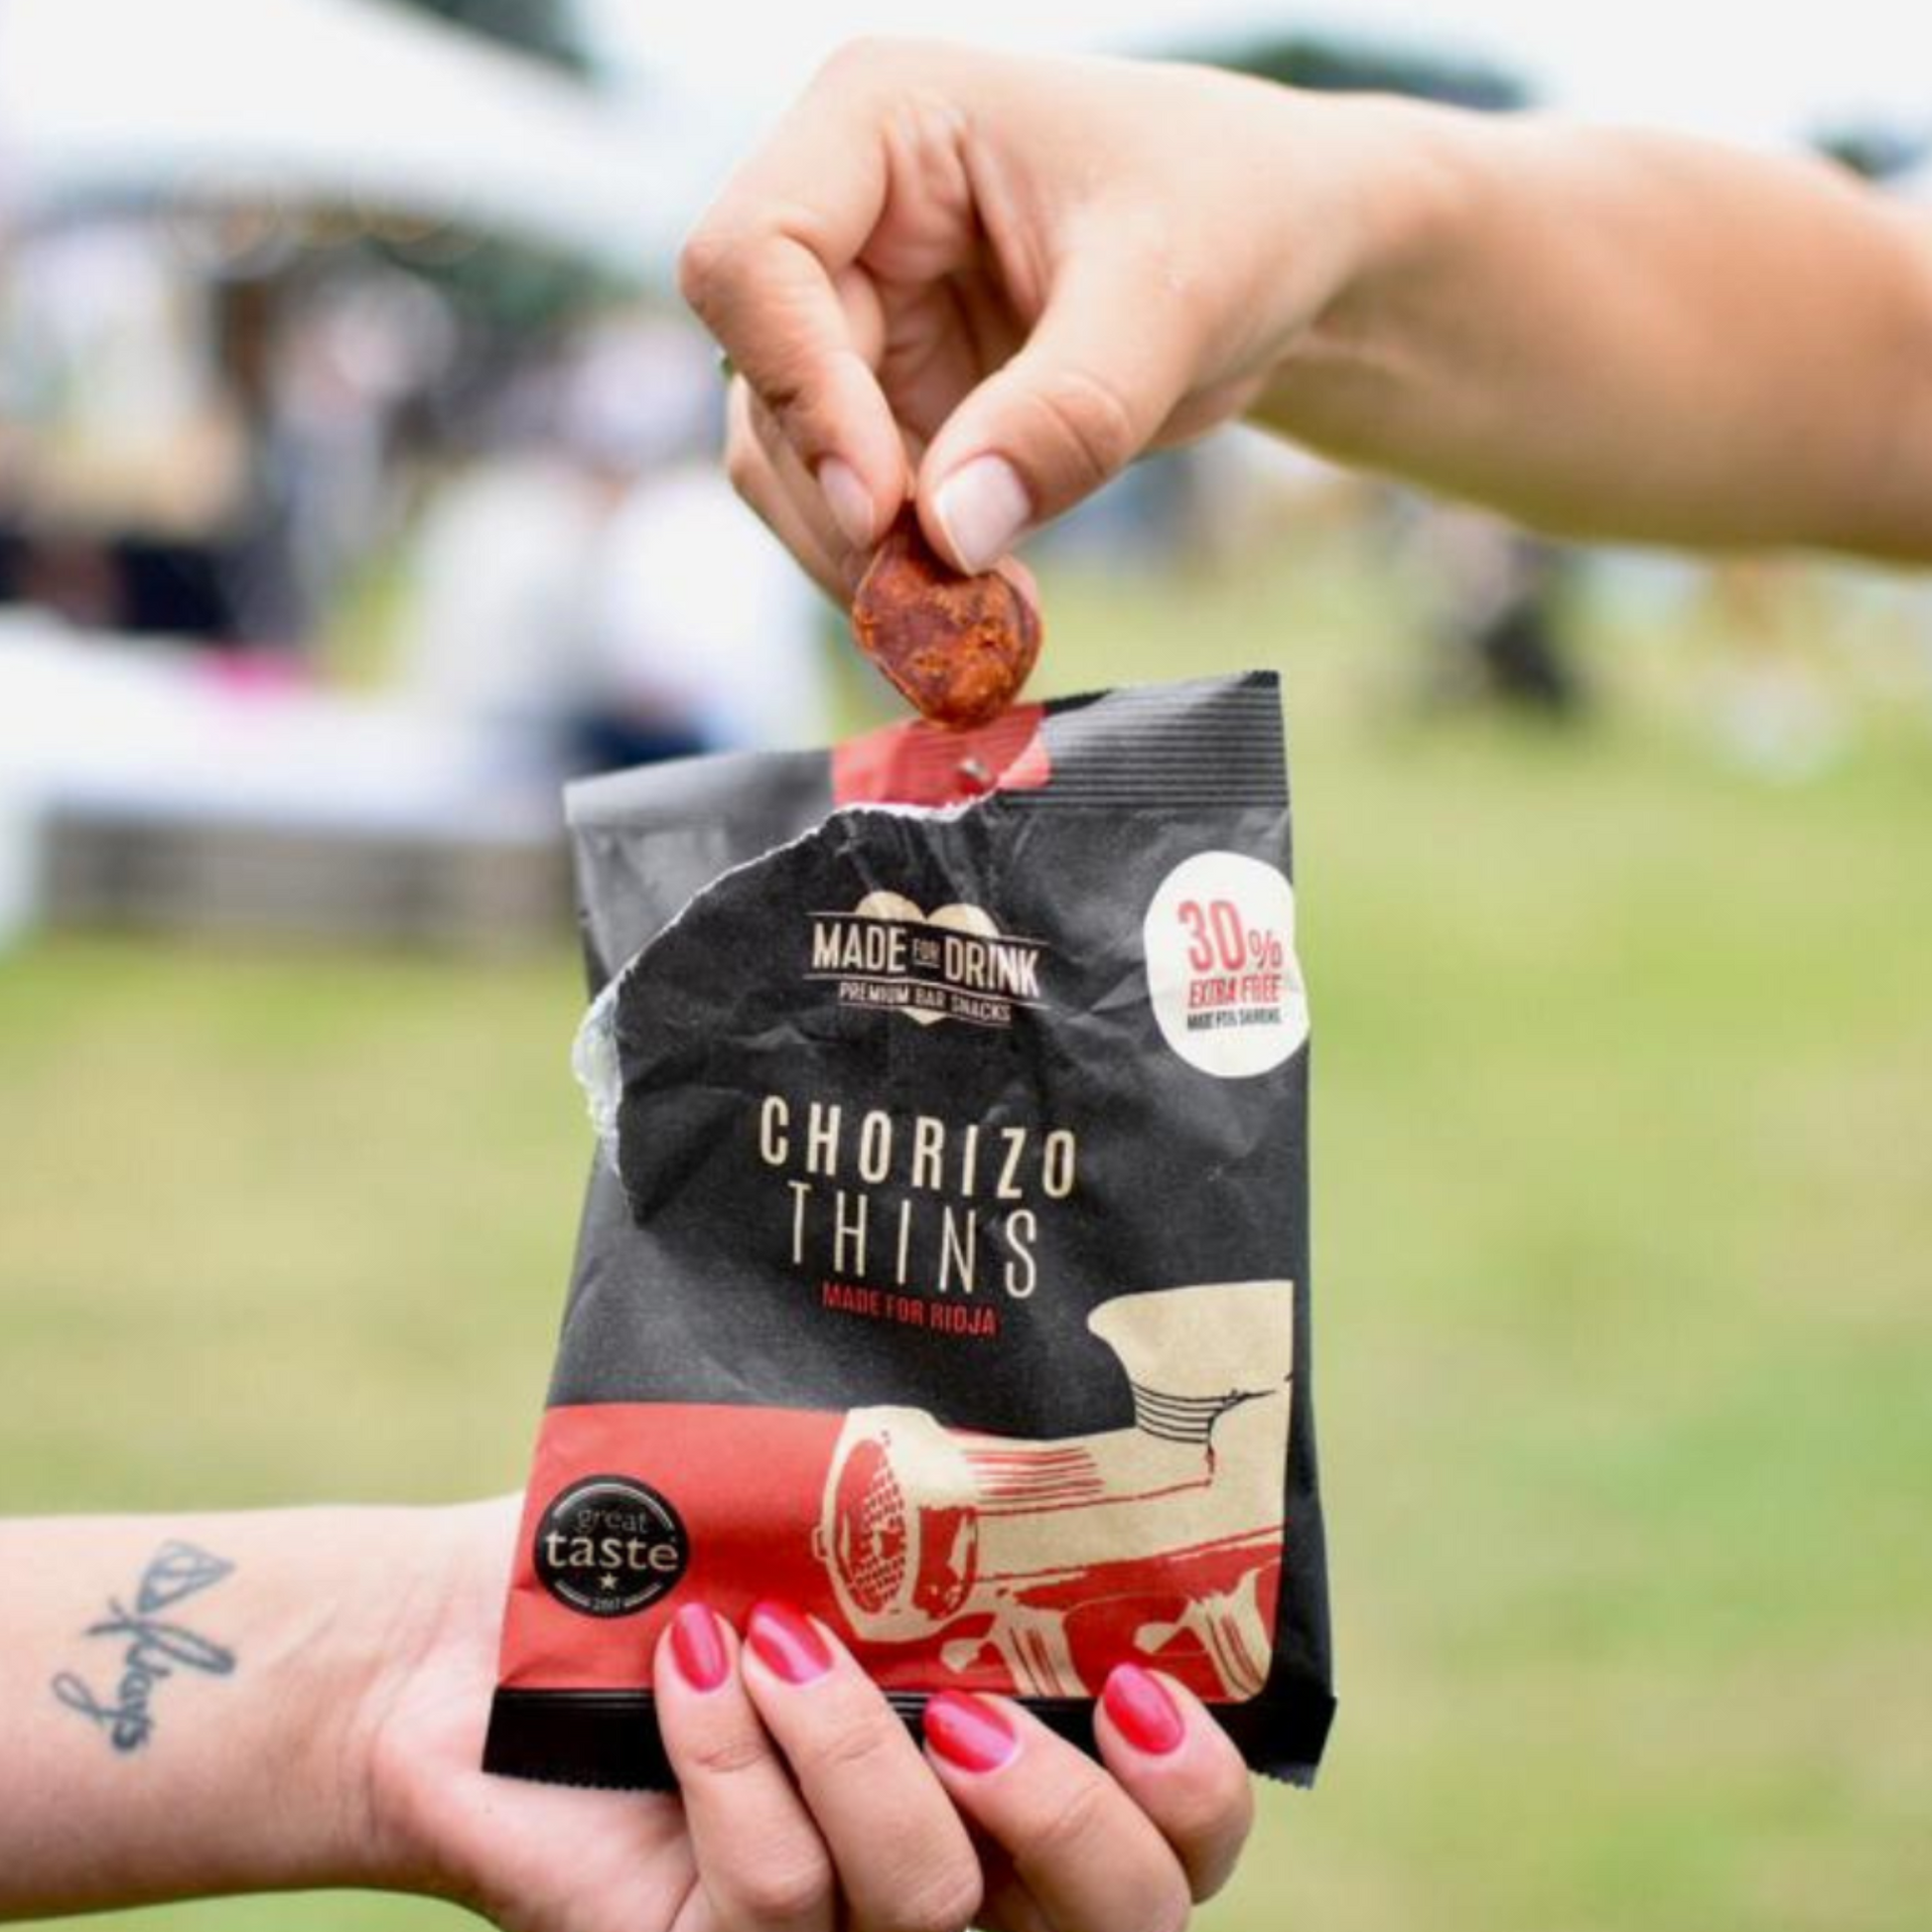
(0, 0), (666, 271)
(0, 0), (692, 950)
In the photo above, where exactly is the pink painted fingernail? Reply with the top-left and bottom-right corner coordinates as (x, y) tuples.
(933, 455), (1030, 573)
(746, 1599), (832, 1685)
(668, 1602), (730, 1693)
(819, 458), (877, 548)
(1102, 1665), (1185, 1756)
(922, 1691), (1020, 1773)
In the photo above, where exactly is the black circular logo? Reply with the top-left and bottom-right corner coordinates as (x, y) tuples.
(533, 1474), (689, 1617)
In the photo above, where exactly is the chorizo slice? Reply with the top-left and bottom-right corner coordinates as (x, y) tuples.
(851, 505), (1041, 729)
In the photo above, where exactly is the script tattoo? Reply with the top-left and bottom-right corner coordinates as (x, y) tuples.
(51, 1541), (236, 1752)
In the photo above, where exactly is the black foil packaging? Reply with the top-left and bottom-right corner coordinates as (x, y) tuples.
(485, 671), (1334, 1789)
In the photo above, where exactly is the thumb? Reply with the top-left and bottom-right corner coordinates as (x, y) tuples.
(917, 257), (1200, 572)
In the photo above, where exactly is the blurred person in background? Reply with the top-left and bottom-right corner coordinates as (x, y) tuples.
(0, 220), (251, 639)
(0, 214), (452, 655)
(268, 264), (461, 645)
(398, 387), (612, 770)
(1405, 505), (1584, 718)
(581, 452), (830, 762)
(402, 312), (828, 776)
(572, 313), (830, 762)
(1696, 555), (1848, 776)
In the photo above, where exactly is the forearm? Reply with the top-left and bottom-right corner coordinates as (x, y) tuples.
(1264, 102), (1932, 560)
(0, 1505), (457, 1918)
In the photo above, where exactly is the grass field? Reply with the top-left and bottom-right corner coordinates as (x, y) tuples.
(4, 533), (1930, 1931)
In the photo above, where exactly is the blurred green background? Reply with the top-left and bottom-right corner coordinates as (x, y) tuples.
(4, 542), (1929, 1932)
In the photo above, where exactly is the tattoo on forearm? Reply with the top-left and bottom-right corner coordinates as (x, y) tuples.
(51, 1541), (236, 1752)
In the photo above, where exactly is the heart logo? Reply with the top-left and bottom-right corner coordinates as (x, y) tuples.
(853, 892), (1001, 1026)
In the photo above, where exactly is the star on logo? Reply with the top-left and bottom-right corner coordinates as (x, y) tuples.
(599, 1574), (619, 1591)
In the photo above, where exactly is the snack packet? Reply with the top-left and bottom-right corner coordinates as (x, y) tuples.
(484, 671), (1334, 1788)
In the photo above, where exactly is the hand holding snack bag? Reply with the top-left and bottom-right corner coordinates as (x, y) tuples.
(486, 672), (1331, 1793)
(0, 1496), (1255, 1932)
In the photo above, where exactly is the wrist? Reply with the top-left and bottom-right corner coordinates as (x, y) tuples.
(173, 1504), (477, 1897)
(0, 1503), (494, 1915)
(333, 1499), (513, 1896)
(1254, 93), (1494, 425)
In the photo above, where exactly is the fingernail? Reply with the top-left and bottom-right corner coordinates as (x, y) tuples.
(818, 458), (877, 549)
(746, 1599), (832, 1685)
(922, 1691), (1020, 1773)
(668, 1602), (730, 1694)
(1102, 1665), (1185, 1756)
(932, 455), (1030, 573)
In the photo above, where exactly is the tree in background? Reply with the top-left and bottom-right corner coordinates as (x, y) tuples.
(1809, 117), (1932, 183)
(1181, 29), (1532, 111)
(391, 0), (590, 74)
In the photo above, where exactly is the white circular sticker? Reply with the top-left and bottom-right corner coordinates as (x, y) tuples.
(1143, 852), (1309, 1078)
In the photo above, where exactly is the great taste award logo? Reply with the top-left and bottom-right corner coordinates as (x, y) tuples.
(806, 892), (1048, 1030)
(533, 1475), (689, 1617)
